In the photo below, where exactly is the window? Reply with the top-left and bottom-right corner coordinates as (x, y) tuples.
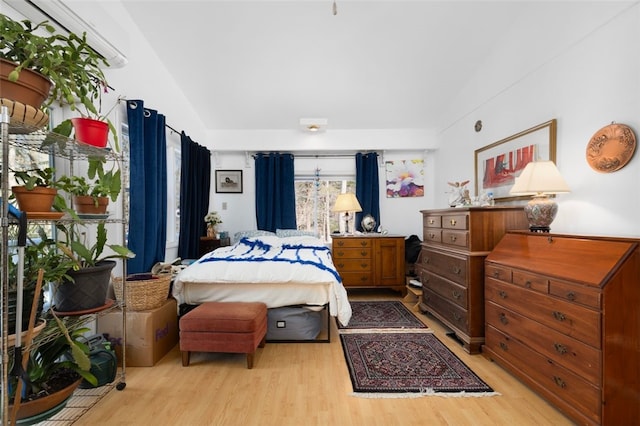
(295, 174), (355, 243)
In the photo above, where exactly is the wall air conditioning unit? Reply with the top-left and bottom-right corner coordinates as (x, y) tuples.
(5, 0), (128, 68)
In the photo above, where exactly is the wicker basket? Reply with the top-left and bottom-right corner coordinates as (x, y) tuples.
(113, 273), (171, 311)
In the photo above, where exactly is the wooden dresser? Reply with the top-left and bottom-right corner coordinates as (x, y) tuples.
(417, 207), (527, 353)
(331, 235), (405, 292)
(484, 232), (640, 426)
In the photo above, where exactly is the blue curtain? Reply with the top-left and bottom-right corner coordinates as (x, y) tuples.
(178, 132), (211, 259)
(255, 153), (296, 232)
(355, 152), (380, 232)
(126, 100), (167, 274)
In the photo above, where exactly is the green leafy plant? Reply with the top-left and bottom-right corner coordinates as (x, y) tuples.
(55, 221), (134, 269)
(11, 167), (57, 190)
(0, 13), (110, 116)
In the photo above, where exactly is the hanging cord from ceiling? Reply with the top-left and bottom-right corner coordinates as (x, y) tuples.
(332, 0), (337, 16)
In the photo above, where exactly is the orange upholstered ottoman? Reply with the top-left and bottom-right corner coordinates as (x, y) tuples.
(179, 302), (267, 369)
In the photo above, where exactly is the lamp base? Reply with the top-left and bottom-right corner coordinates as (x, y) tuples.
(524, 195), (558, 233)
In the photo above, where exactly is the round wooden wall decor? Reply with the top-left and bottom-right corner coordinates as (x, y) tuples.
(586, 123), (636, 173)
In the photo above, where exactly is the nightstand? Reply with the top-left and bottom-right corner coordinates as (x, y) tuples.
(199, 236), (230, 257)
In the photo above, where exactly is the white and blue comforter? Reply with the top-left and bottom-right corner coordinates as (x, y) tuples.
(172, 236), (352, 326)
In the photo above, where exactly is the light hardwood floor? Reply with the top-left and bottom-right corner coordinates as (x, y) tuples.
(75, 290), (573, 426)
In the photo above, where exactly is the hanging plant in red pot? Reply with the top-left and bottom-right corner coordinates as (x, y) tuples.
(70, 117), (109, 148)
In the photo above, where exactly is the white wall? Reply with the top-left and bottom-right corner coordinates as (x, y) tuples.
(434, 3), (640, 238)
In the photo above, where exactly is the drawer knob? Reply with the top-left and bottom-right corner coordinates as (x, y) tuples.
(360, 251), (367, 257)
(453, 312), (462, 321)
(337, 241), (344, 247)
(499, 313), (508, 325)
(429, 219), (435, 225)
(452, 266), (461, 275)
(360, 241), (368, 247)
(360, 263), (368, 269)
(423, 257), (430, 264)
(452, 290), (461, 299)
(498, 290), (508, 299)
(524, 280), (532, 288)
(450, 219), (457, 226)
(493, 270), (500, 278)
(552, 311), (567, 322)
(554, 343), (568, 355)
(337, 251), (344, 256)
(360, 276), (367, 282)
(337, 263), (345, 268)
(499, 342), (509, 352)
(450, 235), (457, 242)
(553, 376), (567, 389)
(566, 291), (576, 301)
(429, 233), (436, 239)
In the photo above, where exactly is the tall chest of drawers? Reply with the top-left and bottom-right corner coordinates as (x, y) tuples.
(332, 235), (405, 292)
(484, 232), (640, 426)
(417, 207), (527, 353)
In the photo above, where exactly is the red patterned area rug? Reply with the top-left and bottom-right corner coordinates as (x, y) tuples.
(340, 332), (496, 397)
(338, 301), (427, 330)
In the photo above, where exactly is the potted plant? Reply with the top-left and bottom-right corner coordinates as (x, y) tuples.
(0, 13), (109, 114)
(52, 221), (134, 312)
(8, 314), (97, 422)
(57, 158), (121, 215)
(10, 167), (58, 213)
(204, 211), (223, 237)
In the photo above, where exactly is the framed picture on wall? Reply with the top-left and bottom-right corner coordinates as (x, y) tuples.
(215, 170), (243, 193)
(474, 119), (557, 203)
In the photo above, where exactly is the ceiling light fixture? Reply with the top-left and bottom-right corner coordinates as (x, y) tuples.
(300, 118), (328, 133)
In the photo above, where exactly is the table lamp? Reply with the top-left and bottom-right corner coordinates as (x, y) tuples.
(510, 160), (570, 232)
(332, 193), (362, 234)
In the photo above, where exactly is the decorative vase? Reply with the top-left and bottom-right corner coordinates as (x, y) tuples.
(11, 186), (57, 212)
(207, 225), (216, 238)
(53, 261), (116, 312)
(73, 195), (109, 214)
(70, 117), (109, 148)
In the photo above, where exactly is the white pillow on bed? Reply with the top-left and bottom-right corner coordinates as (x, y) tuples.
(233, 230), (276, 242)
(276, 228), (319, 238)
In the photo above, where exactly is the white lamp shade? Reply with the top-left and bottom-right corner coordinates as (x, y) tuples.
(332, 193), (362, 213)
(510, 161), (571, 195)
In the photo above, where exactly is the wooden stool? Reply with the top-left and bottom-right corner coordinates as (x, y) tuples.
(179, 302), (267, 369)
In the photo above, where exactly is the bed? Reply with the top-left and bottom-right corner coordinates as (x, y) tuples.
(172, 234), (352, 340)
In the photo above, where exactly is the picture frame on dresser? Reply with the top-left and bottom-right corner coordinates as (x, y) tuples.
(474, 118), (557, 203)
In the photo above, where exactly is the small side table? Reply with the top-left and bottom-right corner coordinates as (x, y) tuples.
(199, 237), (230, 257)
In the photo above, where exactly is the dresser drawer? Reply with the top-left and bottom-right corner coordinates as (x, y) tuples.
(340, 272), (373, 286)
(333, 238), (372, 249)
(549, 279), (601, 309)
(422, 288), (468, 330)
(420, 248), (468, 285)
(486, 278), (601, 348)
(424, 215), (442, 228)
(333, 258), (371, 271)
(442, 214), (468, 230)
(420, 269), (467, 309)
(441, 230), (469, 248)
(486, 301), (601, 384)
(512, 270), (549, 293)
(485, 263), (512, 282)
(424, 228), (442, 243)
(332, 247), (372, 259)
(486, 326), (600, 425)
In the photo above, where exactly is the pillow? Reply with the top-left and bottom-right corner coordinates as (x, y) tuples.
(233, 230), (276, 243)
(276, 228), (319, 238)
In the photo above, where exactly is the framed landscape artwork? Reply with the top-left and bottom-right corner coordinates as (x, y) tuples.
(215, 170), (243, 193)
(474, 119), (557, 203)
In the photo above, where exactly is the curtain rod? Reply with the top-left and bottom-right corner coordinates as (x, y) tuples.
(117, 96), (179, 134)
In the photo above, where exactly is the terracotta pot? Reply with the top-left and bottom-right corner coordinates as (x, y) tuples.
(73, 195), (109, 214)
(10, 378), (81, 421)
(71, 117), (109, 148)
(0, 58), (52, 108)
(11, 186), (57, 212)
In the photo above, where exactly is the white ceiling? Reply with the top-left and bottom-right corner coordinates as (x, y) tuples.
(120, 1), (632, 131)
